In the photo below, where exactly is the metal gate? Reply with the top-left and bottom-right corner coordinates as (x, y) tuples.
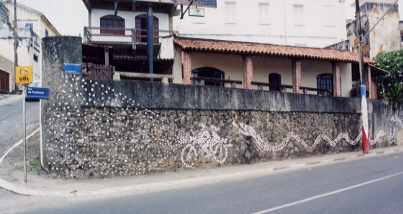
(0, 70), (9, 93)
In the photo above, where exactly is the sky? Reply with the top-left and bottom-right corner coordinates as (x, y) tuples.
(16, 0), (403, 36)
(18, 0), (87, 36)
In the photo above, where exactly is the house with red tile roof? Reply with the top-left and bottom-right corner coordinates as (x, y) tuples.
(173, 37), (379, 98)
(81, 0), (381, 99)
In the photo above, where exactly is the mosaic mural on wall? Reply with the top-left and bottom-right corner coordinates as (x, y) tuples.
(42, 73), (398, 178)
(41, 37), (401, 179)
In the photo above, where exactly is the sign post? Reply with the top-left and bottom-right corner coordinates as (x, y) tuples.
(16, 66), (32, 184)
(22, 86), (27, 183)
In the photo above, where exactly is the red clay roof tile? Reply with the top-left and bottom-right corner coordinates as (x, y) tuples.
(174, 37), (372, 63)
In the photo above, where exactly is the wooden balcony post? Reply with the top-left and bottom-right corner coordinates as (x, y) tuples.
(243, 56), (254, 89)
(332, 62), (342, 97)
(292, 60), (302, 94)
(181, 50), (192, 85)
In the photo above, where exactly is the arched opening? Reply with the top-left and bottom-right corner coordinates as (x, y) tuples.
(269, 73), (282, 91)
(135, 14), (159, 44)
(317, 73), (333, 96)
(192, 67), (225, 86)
(100, 15), (125, 35)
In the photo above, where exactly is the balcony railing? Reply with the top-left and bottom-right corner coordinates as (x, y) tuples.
(84, 26), (174, 59)
(191, 77), (243, 88)
(252, 81), (331, 96)
(84, 26), (172, 45)
(190, 78), (331, 96)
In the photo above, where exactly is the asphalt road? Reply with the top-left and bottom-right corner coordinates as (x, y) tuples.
(0, 97), (40, 155)
(10, 153), (403, 214)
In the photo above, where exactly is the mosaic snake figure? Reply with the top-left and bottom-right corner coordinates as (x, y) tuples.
(235, 122), (386, 153)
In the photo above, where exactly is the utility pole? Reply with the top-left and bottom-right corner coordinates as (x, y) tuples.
(355, 0), (364, 86)
(13, 0), (18, 92)
(355, 0), (369, 154)
(12, 0), (27, 182)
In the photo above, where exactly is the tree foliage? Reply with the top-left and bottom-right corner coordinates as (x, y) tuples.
(375, 50), (403, 110)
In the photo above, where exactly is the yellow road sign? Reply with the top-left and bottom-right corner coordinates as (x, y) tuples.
(16, 66), (32, 85)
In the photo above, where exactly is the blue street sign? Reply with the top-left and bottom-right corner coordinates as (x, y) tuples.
(64, 63), (81, 75)
(26, 87), (49, 100)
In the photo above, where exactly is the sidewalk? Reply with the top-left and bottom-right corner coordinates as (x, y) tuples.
(1, 131), (402, 199)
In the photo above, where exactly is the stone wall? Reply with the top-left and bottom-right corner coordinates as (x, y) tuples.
(41, 37), (394, 178)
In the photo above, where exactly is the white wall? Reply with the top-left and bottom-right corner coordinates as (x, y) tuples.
(174, 0), (347, 48)
(0, 3), (59, 88)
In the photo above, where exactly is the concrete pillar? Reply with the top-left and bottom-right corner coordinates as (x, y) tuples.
(332, 62), (342, 97)
(42, 36), (83, 169)
(181, 50), (192, 85)
(243, 56), (254, 89)
(292, 60), (302, 94)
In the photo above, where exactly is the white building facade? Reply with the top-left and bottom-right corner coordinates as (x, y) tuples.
(0, 1), (59, 91)
(175, 0), (347, 48)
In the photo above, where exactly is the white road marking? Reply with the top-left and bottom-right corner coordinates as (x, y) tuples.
(0, 128), (40, 164)
(251, 170), (403, 214)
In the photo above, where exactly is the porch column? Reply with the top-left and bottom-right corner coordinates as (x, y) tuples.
(104, 47), (110, 66)
(181, 50), (192, 85)
(332, 62), (342, 97)
(292, 60), (302, 94)
(367, 66), (374, 99)
(243, 56), (254, 89)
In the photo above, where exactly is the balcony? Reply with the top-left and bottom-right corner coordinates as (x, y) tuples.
(83, 26), (174, 59)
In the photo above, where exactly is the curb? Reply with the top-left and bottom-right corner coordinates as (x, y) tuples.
(0, 147), (401, 198)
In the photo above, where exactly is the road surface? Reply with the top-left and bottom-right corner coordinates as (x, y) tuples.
(0, 97), (39, 155)
(4, 152), (403, 214)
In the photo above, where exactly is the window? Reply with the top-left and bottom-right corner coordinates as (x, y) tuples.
(192, 67), (225, 86)
(33, 54), (38, 62)
(259, 2), (270, 25)
(100, 15), (125, 35)
(197, 0), (217, 8)
(269, 73), (282, 91)
(135, 14), (159, 44)
(224, 1), (237, 24)
(317, 74), (333, 96)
